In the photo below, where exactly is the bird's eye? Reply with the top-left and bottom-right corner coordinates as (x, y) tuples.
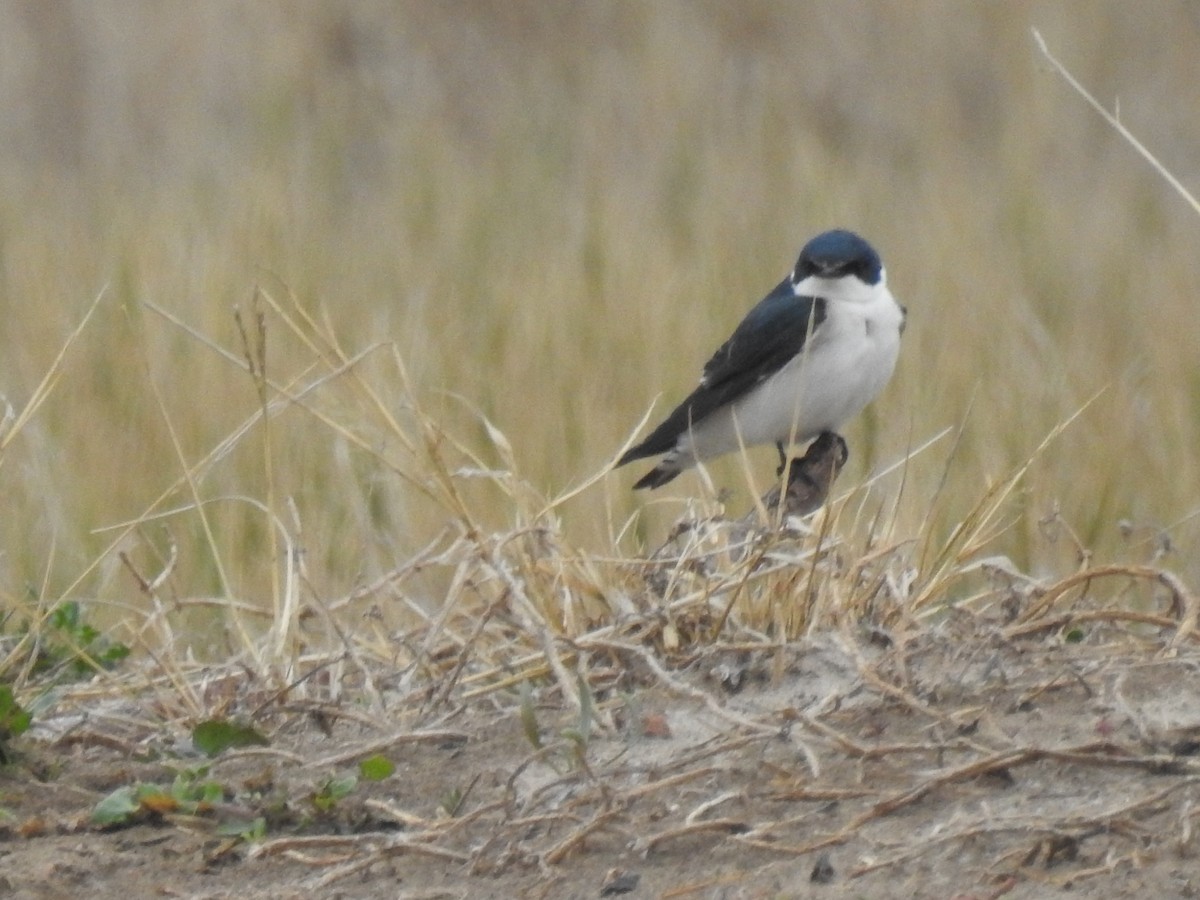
(848, 257), (879, 283)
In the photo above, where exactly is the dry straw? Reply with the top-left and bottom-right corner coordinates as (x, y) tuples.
(5, 27), (1200, 895)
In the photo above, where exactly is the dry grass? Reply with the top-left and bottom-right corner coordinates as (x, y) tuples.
(7, 11), (1200, 895)
(0, 1), (1198, 743)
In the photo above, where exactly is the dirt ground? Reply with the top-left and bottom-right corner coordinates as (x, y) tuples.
(5, 611), (1200, 900)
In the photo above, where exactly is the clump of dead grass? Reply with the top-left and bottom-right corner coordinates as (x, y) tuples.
(10, 262), (1199, 726)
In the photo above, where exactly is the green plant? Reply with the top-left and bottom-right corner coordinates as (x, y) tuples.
(358, 754), (395, 781)
(91, 764), (225, 827)
(191, 719), (270, 757)
(0, 684), (31, 763)
(29, 602), (130, 681)
(216, 816), (267, 843)
(310, 774), (357, 813)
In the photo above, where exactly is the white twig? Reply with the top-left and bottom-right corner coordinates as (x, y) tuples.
(1032, 29), (1200, 217)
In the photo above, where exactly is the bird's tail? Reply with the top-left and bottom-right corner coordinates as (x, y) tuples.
(631, 460), (682, 490)
(615, 445), (647, 469)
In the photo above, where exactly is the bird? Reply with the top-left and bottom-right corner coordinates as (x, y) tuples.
(616, 229), (904, 490)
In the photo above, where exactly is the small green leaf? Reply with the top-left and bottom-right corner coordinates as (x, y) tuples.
(560, 727), (586, 746)
(576, 672), (593, 745)
(98, 643), (131, 668)
(518, 681), (541, 749)
(217, 817), (266, 842)
(440, 786), (464, 817)
(50, 602), (81, 632)
(358, 754), (395, 781)
(172, 763), (212, 783)
(92, 785), (141, 826)
(0, 685), (32, 738)
(170, 772), (224, 808)
(192, 719), (270, 757)
(311, 774), (357, 811)
(1064, 628), (1085, 643)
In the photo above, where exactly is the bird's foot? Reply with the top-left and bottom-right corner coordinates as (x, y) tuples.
(774, 432), (849, 517)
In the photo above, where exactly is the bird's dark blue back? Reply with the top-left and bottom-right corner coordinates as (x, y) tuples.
(618, 279), (825, 461)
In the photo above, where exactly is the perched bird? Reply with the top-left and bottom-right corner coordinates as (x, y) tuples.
(617, 229), (904, 490)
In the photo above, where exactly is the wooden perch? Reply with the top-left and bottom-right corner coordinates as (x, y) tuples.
(760, 431), (848, 518)
(645, 432), (849, 585)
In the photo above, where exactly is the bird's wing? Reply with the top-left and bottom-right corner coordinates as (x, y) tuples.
(618, 280), (825, 463)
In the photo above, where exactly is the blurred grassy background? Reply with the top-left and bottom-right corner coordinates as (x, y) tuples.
(1, 1), (1198, 640)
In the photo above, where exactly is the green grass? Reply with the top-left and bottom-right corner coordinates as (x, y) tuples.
(1, 3), (1198, 680)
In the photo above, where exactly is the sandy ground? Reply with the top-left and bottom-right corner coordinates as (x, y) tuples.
(5, 610), (1200, 900)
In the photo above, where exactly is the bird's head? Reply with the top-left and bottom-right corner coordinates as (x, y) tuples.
(791, 229), (884, 294)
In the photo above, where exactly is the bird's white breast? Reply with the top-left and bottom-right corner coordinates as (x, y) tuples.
(683, 281), (903, 461)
